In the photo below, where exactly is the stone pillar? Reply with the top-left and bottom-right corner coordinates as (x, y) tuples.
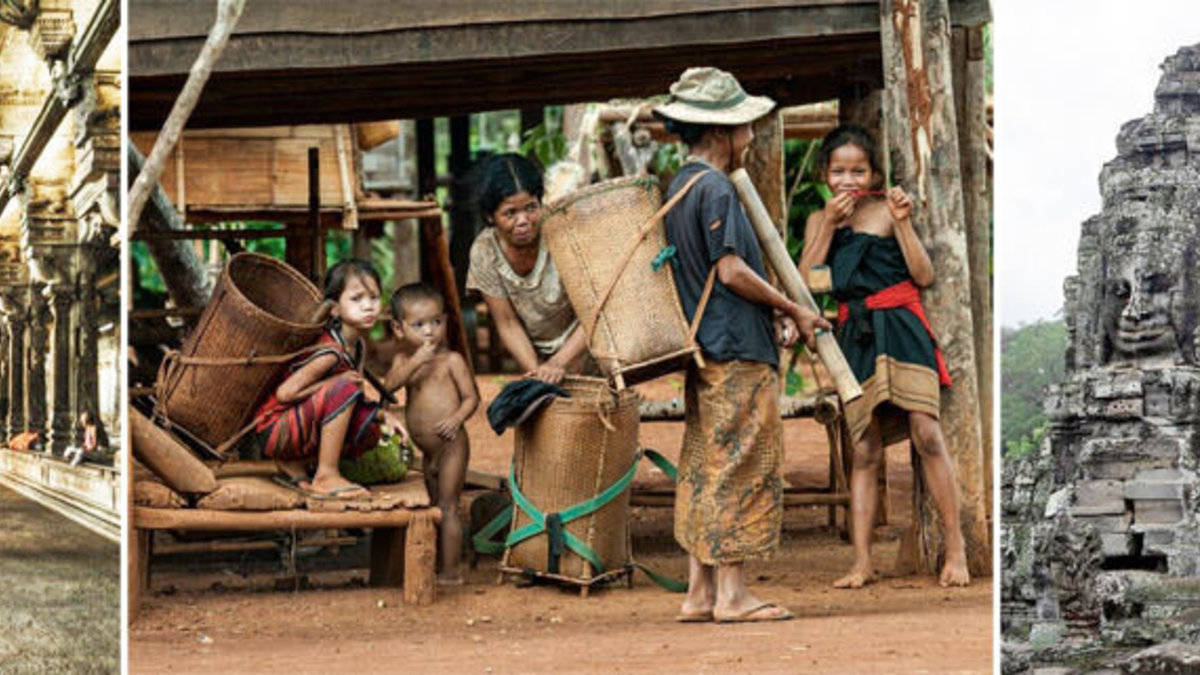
(25, 288), (50, 447)
(74, 266), (108, 447)
(5, 307), (26, 437)
(0, 327), (8, 444)
(48, 285), (74, 453)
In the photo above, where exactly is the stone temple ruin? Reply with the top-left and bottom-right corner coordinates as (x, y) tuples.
(1003, 44), (1200, 671)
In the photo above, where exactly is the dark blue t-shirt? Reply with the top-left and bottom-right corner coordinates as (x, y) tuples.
(664, 161), (778, 367)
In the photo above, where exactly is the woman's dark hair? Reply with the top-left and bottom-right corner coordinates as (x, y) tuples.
(323, 257), (381, 302)
(817, 124), (882, 175)
(660, 117), (714, 146)
(476, 153), (544, 220)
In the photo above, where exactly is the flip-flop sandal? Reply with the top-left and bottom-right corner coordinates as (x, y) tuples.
(272, 474), (313, 494)
(714, 602), (795, 623)
(308, 484), (372, 502)
(674, 610), (715, 623)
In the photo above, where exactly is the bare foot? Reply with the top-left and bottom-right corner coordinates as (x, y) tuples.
(275, 460), (311, 488)
(939, 551), (970, 587)
(676, 597), (714, 623)
(832, 565), (877, 589)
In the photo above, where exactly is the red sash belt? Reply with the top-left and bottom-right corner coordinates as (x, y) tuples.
(836, 280), (953, 387)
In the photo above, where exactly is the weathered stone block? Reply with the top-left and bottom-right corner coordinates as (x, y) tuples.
(1080, 437), (1181, 479)
(1124, 480), (1186, 500)
(1074, 512), (1133, 534)
(1133, 499), (1185, 525)
(1101, 532), (1136, 557)
(1094, 377), (1144, 399)
(1140, 528), (1176, 553)
(1073, 479), (1127, 514)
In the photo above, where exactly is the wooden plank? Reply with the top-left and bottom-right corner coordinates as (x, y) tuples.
(134, 505), (442, 530)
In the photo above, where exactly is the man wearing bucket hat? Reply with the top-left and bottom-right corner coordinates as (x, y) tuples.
(655, 67), (829, 623)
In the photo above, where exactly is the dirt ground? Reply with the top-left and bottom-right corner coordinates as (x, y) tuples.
(131, 374), (993, 674)
(0, 484), (120, 674)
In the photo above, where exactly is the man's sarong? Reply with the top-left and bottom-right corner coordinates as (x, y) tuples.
(674, 359), (783, 565)
(251, 328), (381, 461)
(830, 229), (947, 446)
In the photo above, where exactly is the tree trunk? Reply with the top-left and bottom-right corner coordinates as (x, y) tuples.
(127, 144), (213, 311)
(880, 0), (991, 577)
(952, 25), (993, 524)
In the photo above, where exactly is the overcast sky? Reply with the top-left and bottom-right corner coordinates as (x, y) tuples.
(994, 2), (1200, 327)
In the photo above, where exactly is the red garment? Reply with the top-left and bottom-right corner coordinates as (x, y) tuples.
(253, 328), (381, 461)
(837, 280), (953, 387)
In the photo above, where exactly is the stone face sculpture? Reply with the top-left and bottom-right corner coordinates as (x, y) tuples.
(1004, 44), (1200, 665)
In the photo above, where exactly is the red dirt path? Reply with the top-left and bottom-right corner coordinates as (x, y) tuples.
(130, 374), (992, 674)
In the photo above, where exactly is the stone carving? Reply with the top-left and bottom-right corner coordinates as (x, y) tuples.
(1004, 43), (1200, 669)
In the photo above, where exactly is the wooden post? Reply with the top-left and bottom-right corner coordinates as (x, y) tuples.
(416, 118), (436, 198)
(448, 115), (474, 306)
(880, 0), (991, 577)
(286, 148), (323, 282)
(404, 510), (437, 605)
(952, 25), (993, 523)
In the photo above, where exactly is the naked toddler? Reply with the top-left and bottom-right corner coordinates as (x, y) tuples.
(386, 283), (479, 585)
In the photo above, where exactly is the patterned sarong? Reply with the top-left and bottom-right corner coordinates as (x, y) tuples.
(830, 229), (946, 446)
(251, 327), (381, 461)
(674, 359), (783, 565)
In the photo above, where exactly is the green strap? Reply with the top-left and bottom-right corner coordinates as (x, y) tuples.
(477, 448), (688, 593)
(470, 504), (513, 555)
(506, 452), (646, 573)
(643, 448), (678, 481)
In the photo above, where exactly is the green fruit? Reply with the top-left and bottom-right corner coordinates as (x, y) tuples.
(339, 433), (411, 485)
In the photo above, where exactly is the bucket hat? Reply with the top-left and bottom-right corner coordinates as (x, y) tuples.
(654, 67), (776, 126)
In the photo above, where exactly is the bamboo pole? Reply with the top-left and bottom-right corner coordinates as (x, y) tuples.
(729, 169), (862, 403)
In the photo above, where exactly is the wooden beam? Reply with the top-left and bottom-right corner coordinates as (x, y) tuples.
(134, 505), (442, 530)
(130, 36), (883, 130)
(953, 25), (993, 524)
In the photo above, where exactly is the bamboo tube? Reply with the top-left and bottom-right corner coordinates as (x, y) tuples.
(729, 168), (862, 402)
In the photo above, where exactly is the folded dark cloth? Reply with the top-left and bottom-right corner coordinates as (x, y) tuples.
(487, 379), (570, 434)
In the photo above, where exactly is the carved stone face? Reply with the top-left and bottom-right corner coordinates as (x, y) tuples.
(1101, 217), (1187, 366)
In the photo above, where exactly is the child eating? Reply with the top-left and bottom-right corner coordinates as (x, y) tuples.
(386, 283), (479, 585)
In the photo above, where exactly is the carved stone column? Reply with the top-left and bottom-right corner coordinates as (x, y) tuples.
(0, 327), (8, 444)
(48, 284), (75, 453)
(25, 288), (50, 446)
(74, 265), (108, 447)
(4, 304), (26, 437)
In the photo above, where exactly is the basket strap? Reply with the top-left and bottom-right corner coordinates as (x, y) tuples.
(471, 504), (514, 555)
(686, 266), (718, 343)
(581, 169), (711, 345)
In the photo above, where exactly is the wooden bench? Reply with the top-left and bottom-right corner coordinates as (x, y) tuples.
(129, 490), (441, 622)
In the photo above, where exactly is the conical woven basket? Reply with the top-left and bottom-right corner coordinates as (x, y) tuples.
(502, 376), (640, 588)
(156, 253), (325, 448)
(542, 176), (700, 388)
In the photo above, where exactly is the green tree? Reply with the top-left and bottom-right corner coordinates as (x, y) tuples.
(1001, 319), (1067, 454)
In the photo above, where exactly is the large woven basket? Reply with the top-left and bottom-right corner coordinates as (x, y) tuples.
(543, 176), (700, 388)
(503, 376), (641, 587)
(156, 253), (326, 448)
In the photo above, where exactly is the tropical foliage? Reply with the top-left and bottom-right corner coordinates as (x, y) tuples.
(1001, 319), (1067, 455)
